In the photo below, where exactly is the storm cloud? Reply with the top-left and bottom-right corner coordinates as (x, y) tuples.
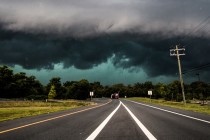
(0, 0), (210, 83)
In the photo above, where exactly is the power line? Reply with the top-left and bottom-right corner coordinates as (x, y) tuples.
(188, 16), (210, 36)
(167, 16), (210, 50)
(182, 16), (210, 44)
(183, 63), (210, 74)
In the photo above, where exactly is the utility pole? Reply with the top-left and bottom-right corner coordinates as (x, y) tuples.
(170, 45), (186, 105)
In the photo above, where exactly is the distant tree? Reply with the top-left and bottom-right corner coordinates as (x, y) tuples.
(125, 84), (134, 97)
(190, 81), (208, 101)
(75, 79), (90, 100)
(25, 76), (45, 99)
(46, 77), (66, 99)
(154, 83), (169, 99)
(63, 80), (90, 100)
(13, 72), (29, 97)
(168, 80), (182, 101)
(110, 83), (126, 97)
(90, 82), (103, 98)
(0, 66), (14, 98)
(102, 86), (112, 97)
(0, 66), (45, 99)
(142, 81), (154, 97)
(48, 85), (57, 99)
(63, 81), (77, 87)
(133, 82), (143, 97)
(206, 85), (210, 100)
(184, 84), (192, 100)
(12, 73), (45, 98)
(2, 65), (210, 103)
(63, 81), (77, 99)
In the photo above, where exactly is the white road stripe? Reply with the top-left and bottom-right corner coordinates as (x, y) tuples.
(121, 101), (157, 140)
(86, 102), (122, 140)
(127, 100), (210, 124)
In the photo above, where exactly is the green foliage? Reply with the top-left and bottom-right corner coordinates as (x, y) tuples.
(154, 83), (169, 99)
(48, 85), (57, 99)
(46, 77), (67, 99)
(167, 80), (182, 101)
(189, 81), (208, 100)
(90, 82), (104, 98)
(1, 65), (210, 102)
(0, 66), (44, 98)
(0, 66), (13, 98)
(74, 80), (90, 100)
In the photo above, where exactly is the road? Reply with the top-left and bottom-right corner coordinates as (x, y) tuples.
(0, 99), (210, 140)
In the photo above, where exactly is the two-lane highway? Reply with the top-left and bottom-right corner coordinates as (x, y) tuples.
(0, 99), (210, 140)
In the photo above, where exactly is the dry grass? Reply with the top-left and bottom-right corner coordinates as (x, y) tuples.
(0, 100), (93, 122)
(127, 97), (210, 115)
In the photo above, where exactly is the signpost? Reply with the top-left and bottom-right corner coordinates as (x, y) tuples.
(148, 90), (152, 102)
(90, 91), (94, 101)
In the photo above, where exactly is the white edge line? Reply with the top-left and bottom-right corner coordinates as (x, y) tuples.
(127, 100), (210, 124)
(86, 102), (122, 140)
(121, 101), (157, 140)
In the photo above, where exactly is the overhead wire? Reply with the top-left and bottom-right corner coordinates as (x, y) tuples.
(185, 16), (210, 37)
(168, 16), (210, 52)
(169, 16), (210, 83)
(178, 16), (210, 75)
(181, 16), (210, 47)
(182, 62), (210, 74)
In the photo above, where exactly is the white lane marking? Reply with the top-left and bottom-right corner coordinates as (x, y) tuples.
(127, 100), (210, 124)
(86, 102), (122, 140)
(121, 101), (157, 140)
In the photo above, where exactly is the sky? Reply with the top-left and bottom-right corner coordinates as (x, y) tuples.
(0, 0), (210, 85)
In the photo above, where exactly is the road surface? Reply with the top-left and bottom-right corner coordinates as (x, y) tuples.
(0, 99), (210, 140)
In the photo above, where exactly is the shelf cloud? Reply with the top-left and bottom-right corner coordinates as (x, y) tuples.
(0, 0), (210, 83)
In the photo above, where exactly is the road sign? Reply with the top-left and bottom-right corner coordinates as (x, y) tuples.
(90, 92), (94, 96)
(148, 90), (152, 96)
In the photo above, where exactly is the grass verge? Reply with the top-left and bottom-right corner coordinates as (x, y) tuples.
(127, 97), (210, 115)
(0, 100), (94, 122)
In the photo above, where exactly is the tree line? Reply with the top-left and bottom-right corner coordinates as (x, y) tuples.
(0, 65), (210, 101)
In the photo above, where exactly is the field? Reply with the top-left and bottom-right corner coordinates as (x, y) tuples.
(0, 100), (94, 122)
(127, 97), (210, 115)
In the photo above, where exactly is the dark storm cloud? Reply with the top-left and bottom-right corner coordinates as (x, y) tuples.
(110, 33), (210, 77)
(1, 26), (210, 78)
(0, 27), (113, 70)
(0, 0), (210, 79)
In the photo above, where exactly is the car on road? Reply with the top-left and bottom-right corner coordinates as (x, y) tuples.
(111, 93), (119, 99)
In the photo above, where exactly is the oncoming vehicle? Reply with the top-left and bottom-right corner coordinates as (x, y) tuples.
(111, 93), (119, 99)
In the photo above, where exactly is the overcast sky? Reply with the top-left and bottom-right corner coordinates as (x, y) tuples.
(0, 0), (210, 85)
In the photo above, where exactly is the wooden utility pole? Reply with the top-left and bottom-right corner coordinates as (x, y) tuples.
(170, 45), (186, 105)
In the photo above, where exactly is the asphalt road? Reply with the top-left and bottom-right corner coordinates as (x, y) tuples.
(0, 99), (210, 140)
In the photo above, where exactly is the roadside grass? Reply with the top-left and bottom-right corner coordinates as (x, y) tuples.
(0, 100), (94, 122)
(127, 97), (210, 115)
